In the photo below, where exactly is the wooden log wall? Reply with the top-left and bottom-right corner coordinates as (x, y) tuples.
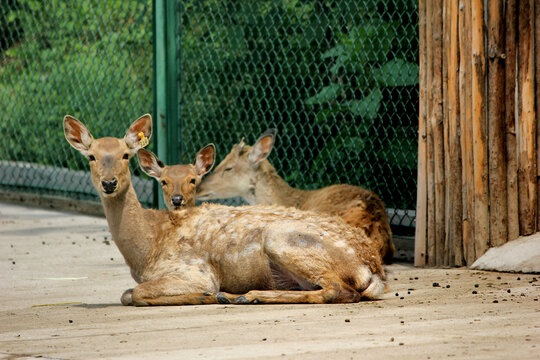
(415, 0), (539, 267)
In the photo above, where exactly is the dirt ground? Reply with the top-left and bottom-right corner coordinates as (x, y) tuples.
(1, 202), (539, 360)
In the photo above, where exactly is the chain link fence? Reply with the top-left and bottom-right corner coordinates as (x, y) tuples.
(0, 0), (154, 207)
(0, 0), (418, 228)
(177, 0), (418, 228)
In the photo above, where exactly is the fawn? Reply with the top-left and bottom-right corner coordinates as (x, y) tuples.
(196, 129), (395, 263)
(64, 114), (385, 305)
(136, 145), (215, 210)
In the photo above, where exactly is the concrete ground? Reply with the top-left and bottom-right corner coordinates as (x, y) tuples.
(1, 201), (539, 360)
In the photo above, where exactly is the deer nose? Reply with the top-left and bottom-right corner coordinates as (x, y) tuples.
(171, 194), (184, 207)
(101, 178), (118, 194)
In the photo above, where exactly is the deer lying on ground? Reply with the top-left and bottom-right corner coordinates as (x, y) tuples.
(196, 129), (395, 263)
(63, 114), (385, 305)
(136, 145), (216, 210)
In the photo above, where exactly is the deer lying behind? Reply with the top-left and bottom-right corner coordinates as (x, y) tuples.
(64, 114), (385, 305)
(137, 145), (215, 210)
(196, 129), (395, 263)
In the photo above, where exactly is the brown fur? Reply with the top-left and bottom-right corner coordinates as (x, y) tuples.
(64, 115), (385, 306)
(137, 145), (215, 210)
(197, 133), (395, 263)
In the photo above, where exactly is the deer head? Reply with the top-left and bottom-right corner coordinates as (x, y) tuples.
(63, 114), (153, 198)
(197, 129), (276, 201)
(136, 144), (215, 210)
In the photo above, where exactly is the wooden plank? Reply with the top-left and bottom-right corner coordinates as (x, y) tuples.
(442, 0), (450, 267)
(415, 0), (428, 267)
(517, 0), (537, 236)
(505, 0), (519, 242)
(534, 0), (540, 231)
(487, 0), (508, 247)
(447, 0), (462, 266)
(431, 0), (445, 266)
(460, 0), (475, 265)
(426, 0), (436, 267)
(471, 0), (489, 259)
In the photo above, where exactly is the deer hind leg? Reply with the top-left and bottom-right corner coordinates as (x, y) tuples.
(222, 280), (361, 305)
(214, 256), (363, 305)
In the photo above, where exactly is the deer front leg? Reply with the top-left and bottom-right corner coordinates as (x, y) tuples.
(121, 272), (224, 306)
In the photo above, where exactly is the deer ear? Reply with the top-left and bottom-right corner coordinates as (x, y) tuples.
(136, 149), (165, 179)
(248, 129), (276, 165)
(64, 115), (94, 156)
(194, 143), (216, 176)
(125, 114), (153, 153)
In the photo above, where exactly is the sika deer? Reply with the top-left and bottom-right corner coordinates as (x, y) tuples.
(197, 129), (395, 263)
(136, 145), (215, 210)
(64, 114), (385, 305)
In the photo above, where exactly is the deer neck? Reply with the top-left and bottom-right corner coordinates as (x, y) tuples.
(245, 161), (308, 208)
(100, 183), (156, 273)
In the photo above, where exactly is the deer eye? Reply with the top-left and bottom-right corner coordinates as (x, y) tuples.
(190, 178), (196, 184)
(122, 153), (129, 160)
(88, 155), (96, 161)
(224, 167), (232, 172)
(160, 180), (167, 186)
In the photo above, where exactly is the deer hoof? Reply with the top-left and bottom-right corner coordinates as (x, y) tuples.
(216, 292), (231, 304)
(121, 288), (134, 306)
(232, 296), (250, 304)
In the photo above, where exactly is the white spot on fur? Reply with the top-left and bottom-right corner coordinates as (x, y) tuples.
(347, 248), (355, 255)
(335, 240), (347, 248)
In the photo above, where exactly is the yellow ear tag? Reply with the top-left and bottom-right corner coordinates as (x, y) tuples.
(138, 132), (149, 148)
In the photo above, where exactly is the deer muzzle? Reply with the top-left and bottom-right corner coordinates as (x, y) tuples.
(101, 178), (118, 194)
(171, 194), (184, 207)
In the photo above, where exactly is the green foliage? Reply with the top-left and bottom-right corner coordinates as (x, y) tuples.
(178, 0), (419, 210)
(0, 0), (152, 172)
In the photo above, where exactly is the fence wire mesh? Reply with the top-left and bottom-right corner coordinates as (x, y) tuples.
(177, 0), (418, 227)
(0, 0), (418, 227)
(0, 0), (154, 206)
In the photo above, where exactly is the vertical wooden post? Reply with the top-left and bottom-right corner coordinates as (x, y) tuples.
(431, 0), (445, 266)
(535, 0), (540, 228)
(415, 0), (428, 267)
(426, 0), (437, 266)
(418, 0), (540, 266)
(459, 0), (475, 265)
(471, 0), (489, 258)
(487, 0), (508, 248)
(446, 0), (462, 266)
(442, 0), (450, 266)
(505, 0), (519, 242)
(517, 0), (537, 236)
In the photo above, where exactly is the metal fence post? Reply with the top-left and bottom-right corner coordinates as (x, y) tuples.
(153, 0), (180, 209)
